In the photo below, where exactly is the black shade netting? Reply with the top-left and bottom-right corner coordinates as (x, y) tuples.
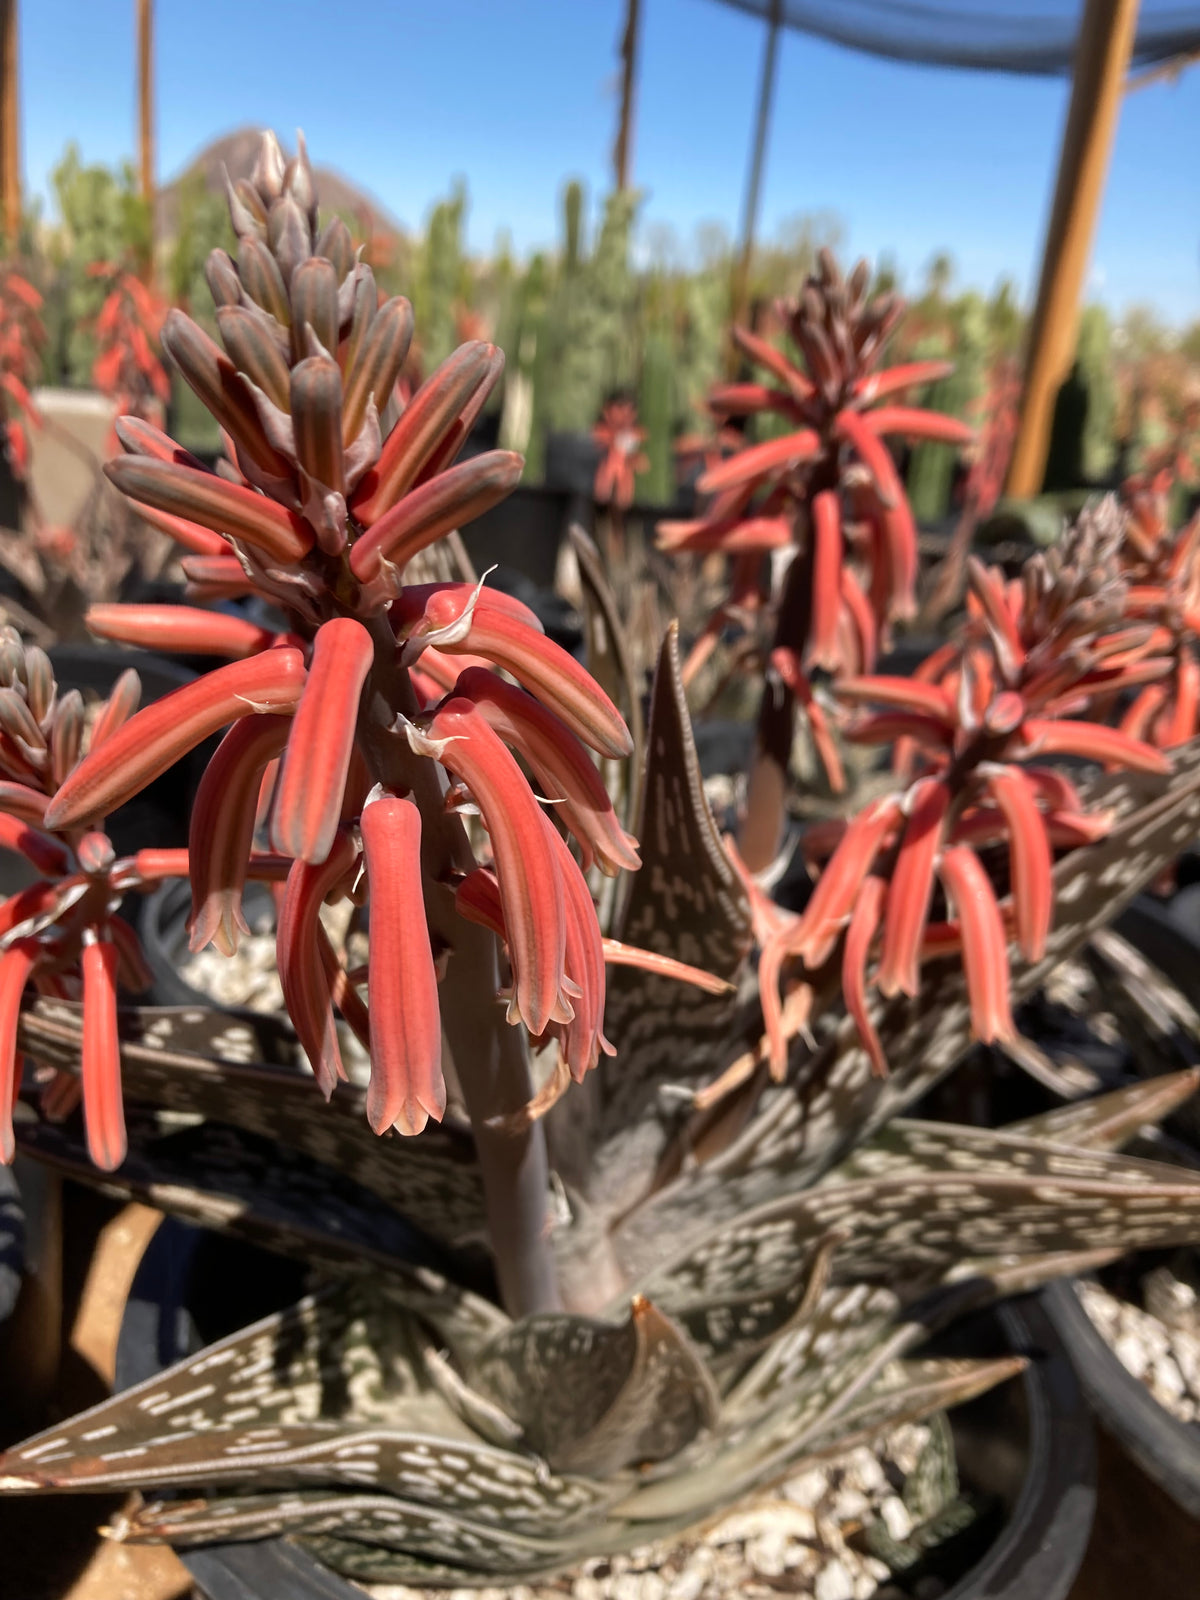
(707, 0), (1200, 76)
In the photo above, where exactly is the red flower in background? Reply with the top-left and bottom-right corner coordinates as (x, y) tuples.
(87, 265), (170, 435)
(593, 398), (648, 509)
(0, 267), (45, 480)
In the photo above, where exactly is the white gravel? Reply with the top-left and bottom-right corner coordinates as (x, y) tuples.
(1077, 1271), (1200, 1425)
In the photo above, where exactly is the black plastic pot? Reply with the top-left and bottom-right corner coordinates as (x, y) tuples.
(459, 482), (573, 591)
(114, 1221), (1094, 1600)
(134, 876), (278, 1010)
(1034, 893), (1200, 1515)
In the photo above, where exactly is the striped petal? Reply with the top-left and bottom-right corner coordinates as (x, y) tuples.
(854, 360), (953, 403)
(81, 936), (126, 1171)
(842, 873), (889, 1078)
(86, 604), (278, 659)
(794, 794), (902, 966)
(452, 667), (640, 876)
(984, 764), (1053, 961)
(0, 940), (37, 1163)
(359, 792), (444, 1134)
(189, 715), (291, 956)
(415, 698), (569, 1035)
(348, 451), (523, 583)
(938, 845), (1015, 1045)
(539, 814), (613, 1082)
(351, 341), (500, 525)
(697, 429), (820, 495)
(45, 649), (306, 832)
(105, 456), (312, 565)
(1020, 717), (1172, 775)
(277, 831), (359, 1098)
(878, 778), (950, 999)
(862, 406), (974, 445)
(272, 618), (373, 865)
(807, 489), (843, 672)
(396, 590), (631, 760)
(0, 813), (70, 877)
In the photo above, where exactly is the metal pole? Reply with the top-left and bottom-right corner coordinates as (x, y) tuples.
(614, 0), (641, 192)
(1007, 0), (1141, 498)
(0, 1), (19, 248)
(730, 0), (783, 339)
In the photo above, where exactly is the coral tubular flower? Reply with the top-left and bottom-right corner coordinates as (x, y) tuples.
(86, 604), (279, 659)
(794, 795), (902, 967)
(276, 832), (359, 1099)
(81, 936), (126, 1171)
(396, 589), (632, 760)
(938, 846), (1015, 1045)
(412, 698), (570, 1036)
(189, 714), (292, 956)
(45, 649), (306, 831)
(540, 815), (613, 1080)
(0, 812), (70, 877)
(272, 618), (374, 865)
(452, 667), (640, 877)
(1019, 717), (1172, 775)
(359, 793), (445, 1135)
(984, 765), (1052, 962)
(0, 940), (37, 1163)
(592, 399), (649, 509)
(843, 874), (889, 1078)
(877, 779), (951, 1000)
(351, 341), (503, 525)
(105, 456), (313, 565)
(348, 451), (524, 584)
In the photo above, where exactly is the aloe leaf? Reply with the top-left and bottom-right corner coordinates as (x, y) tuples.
(614, 740), (1200, 1278)
(797, 1355), (1026, 1465)
(115, 1488), (586, 1572)
(17, 996), (486, 1248)
(637, 1137), (1200, 1312)
(1003, 1067), (1200, 1149)
(567, 523), (644, 824)
(467, 1295), (718, 1477)
(563, 623), (751, 1230)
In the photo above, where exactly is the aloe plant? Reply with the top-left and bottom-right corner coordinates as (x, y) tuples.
(1, 133), (1200, 1593)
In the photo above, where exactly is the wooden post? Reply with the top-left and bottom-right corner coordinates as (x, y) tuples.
(0, 1), (20, 248)
(729, 0), (783, 357)
(137, 0), (154, 205)
(1006, 0), (1141, 498)
(613, 0), (641, 192)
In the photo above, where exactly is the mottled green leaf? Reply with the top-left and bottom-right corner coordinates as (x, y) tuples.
(1004, 1069), (1200, 1150)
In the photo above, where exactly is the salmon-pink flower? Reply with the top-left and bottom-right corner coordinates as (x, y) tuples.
(86, 604), (280, 659)
(45, 649), (306, 832)
(272, 618), (374, 865)
(359, 792), (445, 1134)
(189, 714), (292, 956)
(406, 698), (570, 1037)
(394, 585), (632, 760)
(276, 831), (360, 1099)
(592, 399), (648, 510)
(452, 667), (640, 877)
(81, 935), (125, 1171)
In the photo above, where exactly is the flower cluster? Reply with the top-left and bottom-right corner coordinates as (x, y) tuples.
(1112, 470), (1200, 751)
(592, 398), (648, 510)
(88, 264), (170, 431)
(755, 499), (1174, 1076)
(659, 254), (971, 714)
(0, 267), (45, 478)
(25, 131), (651, 1156)
(0, 626), (199, 1169)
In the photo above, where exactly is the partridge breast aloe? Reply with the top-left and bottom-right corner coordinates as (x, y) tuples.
(5, 134), (1200, 1594)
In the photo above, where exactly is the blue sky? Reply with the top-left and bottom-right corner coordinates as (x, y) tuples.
(19, 0), (1200, 323)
